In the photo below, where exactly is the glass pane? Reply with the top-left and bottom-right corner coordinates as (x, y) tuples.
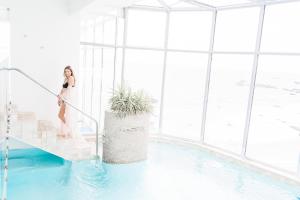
(0, 13), (9, 138)
(127, 9), (166, 48)
(79, 46), (116, 135)
(204, 55), (253, 153)
(0, 19), (9, 64)
(124, 49), (164, 133)
(99, 48), (115, 130)
(247, 55), (300, 173)
(117, 18), (124, 46)
(80, 19), (95, 43)
(0, 19), (9, 188)
(168, 11), (212, 51)
(214, 7), (260, 51)
(78, 45), (98, 133)
(114, 48), (123, 89)
(78, 46), (87, 117)
(83, 47), (94, 116)
(163, 52), (208, 140)
(261, 2), (300, 52)
(0, 69), (8, 138)
(103, 17), (116, 45)
(90, 48), (102, 123)
(94, 17), (104, 44)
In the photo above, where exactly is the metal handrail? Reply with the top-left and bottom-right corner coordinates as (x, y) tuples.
(0, 67), (100, 158)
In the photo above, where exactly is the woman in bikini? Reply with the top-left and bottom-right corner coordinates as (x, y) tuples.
(57, 66), (76, 138)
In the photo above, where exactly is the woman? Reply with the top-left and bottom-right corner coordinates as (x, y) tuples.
(57, 66), (76, 138)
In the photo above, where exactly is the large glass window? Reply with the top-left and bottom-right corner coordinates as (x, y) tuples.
(162, 52), (208, 140)
(117, 18), (124, 46)
(127, 9), (167, 48)
(0, 12), (9, 65)
(90, 48), (102, 122)
(79, 2), (300, 177)
(204, 55), (253, 153)
(168, 11), (212, 51)
(114, 48), (123, 90)
(80, 19), (95, 43)
(247, 56), (300, 172)
(103, 18), (117, 45)
(82, 46), (94, 116)
(98, 48), (115, 127)
(214, 7), (260, 52)
(260, 2), (300, 52)
(124, 49), (164, 132)
(0, 13), (8, 136)
(94, 18), (104, 44)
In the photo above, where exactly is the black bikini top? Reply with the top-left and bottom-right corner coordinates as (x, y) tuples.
(62, 82), (75, 88)
(63, 82), (68, 88)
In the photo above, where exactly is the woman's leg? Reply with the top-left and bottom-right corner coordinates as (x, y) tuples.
(64, 104), (72, 138)
(58, 103), (66, 123)
(58, 103), (67, 137)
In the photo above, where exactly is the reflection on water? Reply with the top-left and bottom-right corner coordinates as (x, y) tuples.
(5, 142), (300, 200)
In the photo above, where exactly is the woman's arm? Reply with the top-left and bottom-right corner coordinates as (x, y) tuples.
(57, 77), (74, 100)
(67, 76), (75, 88)
(58, 88), (64, 99)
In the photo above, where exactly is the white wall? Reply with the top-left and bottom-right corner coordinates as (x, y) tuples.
(0, 0), (80, 126)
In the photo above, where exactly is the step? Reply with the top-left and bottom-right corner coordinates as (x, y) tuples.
(9, 135), (95, 161)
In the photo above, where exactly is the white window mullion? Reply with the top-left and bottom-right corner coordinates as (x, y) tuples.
(241, 5), (266, 157)
(200, 10), (217, 143)
(158, 11), (170, 133)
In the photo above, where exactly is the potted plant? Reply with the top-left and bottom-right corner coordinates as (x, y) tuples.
(103, 86), (153, 163)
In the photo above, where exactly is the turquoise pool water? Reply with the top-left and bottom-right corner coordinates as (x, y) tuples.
(1, 142), (300, 200)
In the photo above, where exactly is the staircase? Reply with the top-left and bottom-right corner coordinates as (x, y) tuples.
(0, 68), (101, 161)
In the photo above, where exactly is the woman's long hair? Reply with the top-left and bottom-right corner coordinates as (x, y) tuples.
(64, 66), (76, 86)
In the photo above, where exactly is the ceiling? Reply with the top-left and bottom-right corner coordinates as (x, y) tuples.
(73, 0), (299, 18)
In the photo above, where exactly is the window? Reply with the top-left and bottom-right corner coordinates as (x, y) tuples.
(168, 11), (212, 51)
(124, 49), (165, 132)
(204, 55), (253, 153)
(163, 52), (208, 140)
(127, 9), (167, 48)
(261, 2), (300, 52)
(247, 55), (300, 172)
(214, 7), (260, 52)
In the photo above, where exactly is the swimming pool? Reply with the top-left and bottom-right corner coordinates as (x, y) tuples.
(1, 141), (300, 200)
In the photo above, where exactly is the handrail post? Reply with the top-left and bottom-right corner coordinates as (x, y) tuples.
(0, 67), (101, 159)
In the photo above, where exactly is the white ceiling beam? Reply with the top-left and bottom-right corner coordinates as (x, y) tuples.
(171, 7), (212, 11)
(183, 0), (216, 10)
(217, 0), (300, 10)
(129, 5), (167, 11)
(156, 0), (171, 10)
(68, 0), (96, 13)
(168, 0), (183, 6)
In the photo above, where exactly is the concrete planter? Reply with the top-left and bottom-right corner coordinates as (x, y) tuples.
(103, 111), (150, 164)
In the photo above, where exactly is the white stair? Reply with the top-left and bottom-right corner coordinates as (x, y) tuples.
(7, 110), (96, 161)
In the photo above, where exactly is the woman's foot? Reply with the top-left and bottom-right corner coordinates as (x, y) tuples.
(57, 133), (66, 138)
(65, 134), (72, 139)
(59, 116), (66, 124)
